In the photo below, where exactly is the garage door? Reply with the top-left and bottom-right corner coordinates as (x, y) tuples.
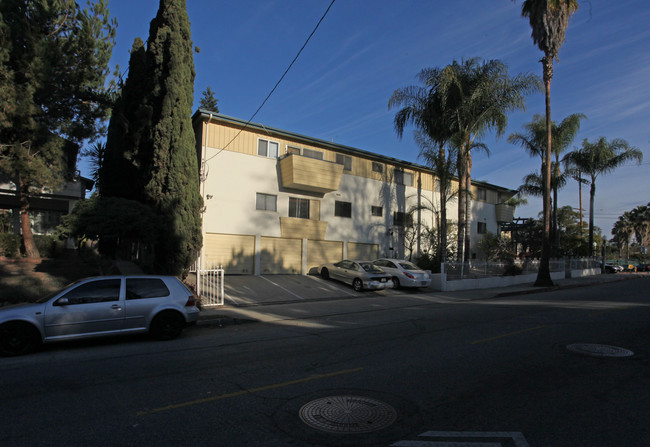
(260, 237), (303, 274)
(348, 242), (378, 260)
(204, 233), (255, 274)
(307, 240), (343, 273)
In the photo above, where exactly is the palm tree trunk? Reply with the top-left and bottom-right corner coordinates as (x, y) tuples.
(17, 175), (40, 259)
(552, 184), (558, 254)
(589, 177), (596, 256)
(464, 153), (472, 262)
(439, 145), (448, 263)
(457, 153), (466, 262)
(535, 55), (553, 286)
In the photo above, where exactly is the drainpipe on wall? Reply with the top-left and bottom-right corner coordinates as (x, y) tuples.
(197, 113), (213, 295)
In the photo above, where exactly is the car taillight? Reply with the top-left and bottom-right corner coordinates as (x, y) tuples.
(185, 295), (196, 306)
(403, 271), (415, 279)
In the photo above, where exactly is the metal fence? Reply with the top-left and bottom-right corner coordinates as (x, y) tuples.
(196, 262), (225, 307)
(444, 258), (597, 280)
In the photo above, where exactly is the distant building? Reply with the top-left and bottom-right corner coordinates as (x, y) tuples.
(192, 110), (516, 274)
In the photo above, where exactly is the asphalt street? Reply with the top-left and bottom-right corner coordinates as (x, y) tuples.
(1, 274), (649, 446)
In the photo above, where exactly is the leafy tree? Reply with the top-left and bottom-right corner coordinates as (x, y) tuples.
(101, 38), (148, 199)
(509, 113), (585, 252)
(521, 0), (579, 285)
(389, 67), (457, 263)
(199, 86), (219, 112)
(611, 211), (635, 261)
(436, 58), (541, 262)
(564, 137), (643, 255)
(630, 204), (650, 250)
(0, 0), (116, 258)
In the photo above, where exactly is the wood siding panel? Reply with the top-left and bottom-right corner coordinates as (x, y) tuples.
(348, 242), (379, 260)
(260, 237), (303, 274)
(307, 240), (343, 271)
(204, 233), (255, 274)
(280, 217), (328, 240)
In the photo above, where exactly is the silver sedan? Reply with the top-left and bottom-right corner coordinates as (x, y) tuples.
(319, 260), (393, 292)
(0, 275), (200, 356)
(372, 258), (431, 288)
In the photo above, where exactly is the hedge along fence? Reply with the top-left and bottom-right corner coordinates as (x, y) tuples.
(0, 234), (63, 258)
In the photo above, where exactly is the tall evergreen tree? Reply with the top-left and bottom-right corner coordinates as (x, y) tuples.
(0, 0), (115, 257)
(141, 0), (202, 275)
(199, 86), (219, 112)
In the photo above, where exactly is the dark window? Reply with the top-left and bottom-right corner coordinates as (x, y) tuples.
(372, 162), (383, 173)
(395, 169), (413, 186)
(60, 279), (121, 305)
(302, 148), (323, 160)
(336, 154), (352, 171)
(289, 198), (310, 219)
(371, 206), (382, 217)
(257, 139), (278, 158)
(126, 278), (170, 300)
(393, 211), (412, 227)
(335, 201), (352, 218)
(478, 222), (487, 234)
(477, 188), (487, 201)
(256, 193), (277, 211)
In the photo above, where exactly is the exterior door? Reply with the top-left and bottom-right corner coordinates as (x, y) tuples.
(43, 278), (124, 339)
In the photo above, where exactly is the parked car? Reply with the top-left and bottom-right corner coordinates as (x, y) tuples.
(636, 263), (650, 272)
(602, 263), (618, 274)
(0, 275), (200, 356)
(372, 258), (431, 288)
(319, 260), (393, 291)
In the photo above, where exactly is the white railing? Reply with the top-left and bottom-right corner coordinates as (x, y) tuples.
(196, 262), (225, 307)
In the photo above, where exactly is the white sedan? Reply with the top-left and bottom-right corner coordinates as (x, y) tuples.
(372, 258), (431, 288)
(319, 260), (393, 292)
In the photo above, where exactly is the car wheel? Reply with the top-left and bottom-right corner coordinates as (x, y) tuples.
(352, 278), (363, 292)
(321, 268), (330, 280)
(0, 322), (41, 356)
(392, 277), (400, 289)
(150, 311), (185, 340)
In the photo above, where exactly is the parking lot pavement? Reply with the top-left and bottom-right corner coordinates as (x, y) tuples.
(223, 274), (408, 306)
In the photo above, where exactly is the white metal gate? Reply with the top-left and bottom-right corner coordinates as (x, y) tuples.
(196, 261), (225, 307)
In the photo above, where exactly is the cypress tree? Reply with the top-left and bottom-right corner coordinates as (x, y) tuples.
(141, 0), (202, 275)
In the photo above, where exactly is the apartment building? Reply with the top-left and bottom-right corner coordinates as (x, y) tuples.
(192, 110), (516, 275)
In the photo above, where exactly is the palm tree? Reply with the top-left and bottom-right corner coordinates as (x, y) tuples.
(564, 137), (643, 255)
(509, 113), (585, 253)
(521, 0), (579, 286)
(611, 212), (635, 261)
(630, 204), (650, 250)
(436, 58), (541, 262)
(389, 67), (456, 263)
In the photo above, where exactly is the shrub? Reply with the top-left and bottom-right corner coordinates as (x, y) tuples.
(0, 233), (21, 257)
(32, 235), (61, 258)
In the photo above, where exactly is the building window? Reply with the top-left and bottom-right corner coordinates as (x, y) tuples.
(289, 197), (310, 219)
(394, 169), (413, 186)
(258, 139), (279, 158)
(477, 222), (487, 234)
(372, 162), (383, 173)
(335, 201), (352, 218)
(335, 154), (352, 171)
(393, 211), (412, 227)
(371, 206), (382, 217)
(302, 148), (323, 160)
(256, 193), (277, 212)
(477, 187), (487, 201)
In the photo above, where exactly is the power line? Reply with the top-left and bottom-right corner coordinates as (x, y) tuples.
(204, 0), (336, 163)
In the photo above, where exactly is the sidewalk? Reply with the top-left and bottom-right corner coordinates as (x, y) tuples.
(196, 272), (641, 328)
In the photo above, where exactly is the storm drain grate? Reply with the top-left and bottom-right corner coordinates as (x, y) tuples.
(567, 343), (634, 358)
(299, 395), (397, 433)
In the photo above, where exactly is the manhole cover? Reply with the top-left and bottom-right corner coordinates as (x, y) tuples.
(299, 395), (397, 433)
(567, 343), (634, 357)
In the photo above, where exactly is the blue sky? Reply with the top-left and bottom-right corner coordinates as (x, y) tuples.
(95, 0), (650, 237)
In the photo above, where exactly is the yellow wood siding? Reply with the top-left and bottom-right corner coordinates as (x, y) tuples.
(204, 233), (255, 274)
(279, 154), (343, 193)
(260, 237), (303, 274)
(280, 217), (328, 240)
(348, 242), (379, 260)
(307, 240), (343, 271)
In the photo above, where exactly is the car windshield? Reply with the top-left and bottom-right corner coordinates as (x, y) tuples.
(35, 280), (82, 303)
(399, 262), (420, 270)
(360, 262), (383, 273)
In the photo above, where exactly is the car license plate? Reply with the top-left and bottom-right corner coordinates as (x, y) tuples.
(420, 281), (427, 286)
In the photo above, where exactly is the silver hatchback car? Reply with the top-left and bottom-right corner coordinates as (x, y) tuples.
(0, 275), (200, 356)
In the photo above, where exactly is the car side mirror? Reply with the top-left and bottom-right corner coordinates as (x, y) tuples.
(55, 297), (70, 306)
